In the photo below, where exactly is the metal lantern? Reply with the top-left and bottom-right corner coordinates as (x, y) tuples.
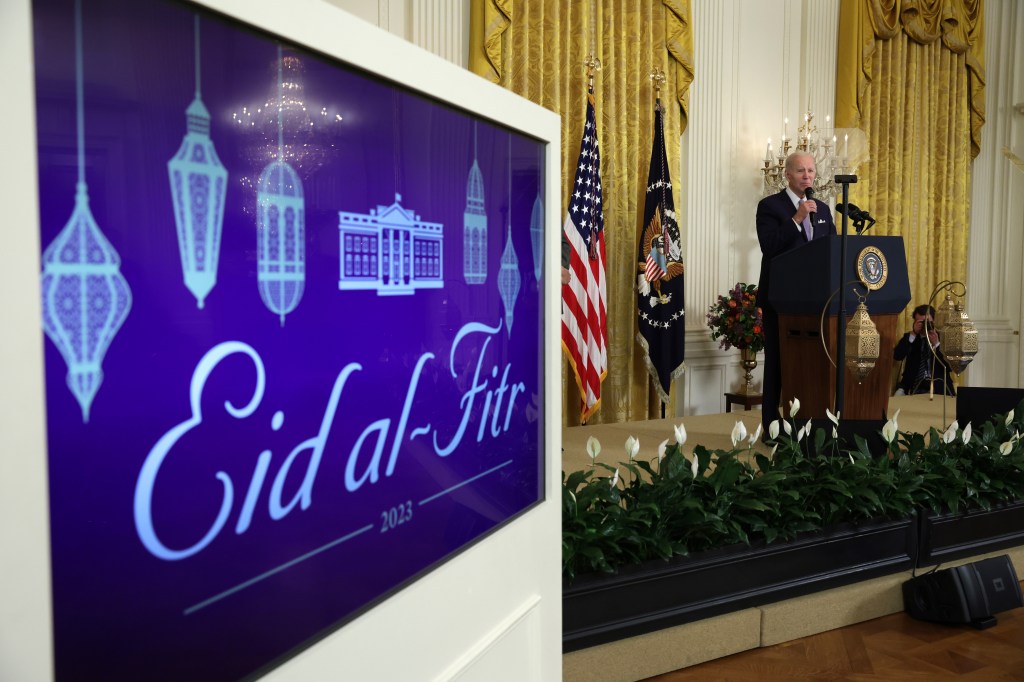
(498, 222), (521, 336)
(844, 300), (880, 384)
(257, 159), (305, 325)
(41, 0), (132, 422)
(939, 298), (978, 375)
(464, 133), (487, 285)
(530, 193), (543, 282)
(168, 16), (227, 309)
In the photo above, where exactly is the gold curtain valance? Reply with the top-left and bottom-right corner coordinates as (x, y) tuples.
(836, 0), (984, 157)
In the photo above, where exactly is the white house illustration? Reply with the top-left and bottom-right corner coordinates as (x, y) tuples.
(338, 193), (443, 296)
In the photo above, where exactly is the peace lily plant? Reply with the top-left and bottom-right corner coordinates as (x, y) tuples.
(562, 398), (1024, 581)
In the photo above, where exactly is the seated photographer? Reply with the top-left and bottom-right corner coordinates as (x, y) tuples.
(893, 304), (955, 396)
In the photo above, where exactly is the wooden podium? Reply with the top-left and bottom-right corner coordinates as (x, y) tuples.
(767, 235), (911, 421)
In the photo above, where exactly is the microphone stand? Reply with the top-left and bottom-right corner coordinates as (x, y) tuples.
(834, 174), (858, 415)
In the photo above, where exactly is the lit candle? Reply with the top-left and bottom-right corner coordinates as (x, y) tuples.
(826, 115), (831, 125)
(765, 138), (772, 161)
(783, 117), (788, 141)
(844, 133), (849, 162)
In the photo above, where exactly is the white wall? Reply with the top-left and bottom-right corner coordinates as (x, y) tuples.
(0, 1), (561, 680)
(967, 0), (1024, 389)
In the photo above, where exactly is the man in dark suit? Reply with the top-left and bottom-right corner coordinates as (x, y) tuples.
(894, 304), (955, 396)
(755, 152), (835, 431)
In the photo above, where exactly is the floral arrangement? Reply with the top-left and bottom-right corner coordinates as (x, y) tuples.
(706, 282), (764, 353)
(562, 398), (1024, 581)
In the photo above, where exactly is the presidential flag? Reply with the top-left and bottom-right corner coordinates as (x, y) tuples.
(636, 100), (685, 404)
(561, 90), (608, 422)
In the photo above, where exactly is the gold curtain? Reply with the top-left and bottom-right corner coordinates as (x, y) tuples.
(469, 0), (695, 427)
(835, 0), (984, 339)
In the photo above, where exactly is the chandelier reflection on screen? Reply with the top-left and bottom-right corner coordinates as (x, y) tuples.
(760, 111), (849, 203)
(230, 48), (343, 193)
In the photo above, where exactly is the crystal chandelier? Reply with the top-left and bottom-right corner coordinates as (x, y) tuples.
(760, 111), (850, 203)
(230, 48), (343, 196)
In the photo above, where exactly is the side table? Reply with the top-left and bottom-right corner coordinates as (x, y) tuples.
(724, 392), (763, 413)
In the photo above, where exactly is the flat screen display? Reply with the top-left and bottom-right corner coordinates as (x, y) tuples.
(31, 0), (546, 679)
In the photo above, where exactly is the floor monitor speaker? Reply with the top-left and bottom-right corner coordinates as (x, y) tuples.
(903, 555), (1023, 629)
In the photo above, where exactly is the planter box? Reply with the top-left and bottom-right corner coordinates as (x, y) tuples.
(563, 517), (916, 652)
(918, 499), (1024, 565)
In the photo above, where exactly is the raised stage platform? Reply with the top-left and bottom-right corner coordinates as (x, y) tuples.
(561, 392), (1012, 681)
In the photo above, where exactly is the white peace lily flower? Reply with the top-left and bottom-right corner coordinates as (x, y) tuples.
(804, 419), (813, 436)
(789, 397), (801, 418)
(1007, 410), (1015, 427)
(658, 438), (669, 463)
(625, 435), (640, 460)
(690, 454), (699, 477)
(833, 426), (838, 439)
(769, 444), (778, 459)
(610, 468), (620, 488)
(881, 418), (898, 444)
(826, 408), (840, 425)
(962, 422), (972, 444)
(674, 423), (687, 446)
(586, 436), (601, 461)
(749, 423), (763, 446)
(797, 424), (807, 442)
(768, 420), (780, 440)
(782, 419), (792, 436)
(731, 420), (748, 447)
(892, 408), (901, 431)
(999, 440), (1014, 456)
(942, 422), (958, 444)
(849, 452), (855, 464)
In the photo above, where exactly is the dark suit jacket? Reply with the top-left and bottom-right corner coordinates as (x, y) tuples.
(894, 333), (955, 395)
(755, 190), (835, 310)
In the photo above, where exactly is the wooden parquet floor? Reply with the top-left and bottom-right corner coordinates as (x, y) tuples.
(644, 583), (1024, 681)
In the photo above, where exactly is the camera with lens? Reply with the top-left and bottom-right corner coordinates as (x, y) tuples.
(924, 320), (935, 332)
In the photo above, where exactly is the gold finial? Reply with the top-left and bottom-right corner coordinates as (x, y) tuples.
(584, 53), (601, 89)
(650, 67), (666, 96)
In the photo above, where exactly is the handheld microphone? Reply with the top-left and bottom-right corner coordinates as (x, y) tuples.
(804, 186), (816, 217)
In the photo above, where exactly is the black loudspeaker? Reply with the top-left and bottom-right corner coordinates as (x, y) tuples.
(903, 555), (1024, 629)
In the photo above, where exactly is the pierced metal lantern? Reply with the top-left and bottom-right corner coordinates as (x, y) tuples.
(41, 4), (132, 422)
(844, 300), (880, 384)
(168, 17), (227, 309)
(939, 298), (978, 375)
(257, 159), (305, 325)
(530, 193), (543, 281)
(498, 222), (521, 336)
(464, 157), (487, 284)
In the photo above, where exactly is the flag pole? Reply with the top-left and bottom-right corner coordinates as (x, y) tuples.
(650, 67), (667, 420)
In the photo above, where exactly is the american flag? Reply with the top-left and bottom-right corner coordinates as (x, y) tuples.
(561, 91), (608, 423)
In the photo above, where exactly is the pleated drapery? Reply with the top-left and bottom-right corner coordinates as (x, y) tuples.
(469, 0), (695, 426)
(835, 0), (985, 339)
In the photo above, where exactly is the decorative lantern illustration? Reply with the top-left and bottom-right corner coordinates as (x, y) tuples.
(257, 45), (306, 325)
(530, 193), (543, 282)
(464, 123), (487, 285)
(498, 138), (521, 336)
(167, 16), (227, 309)
(41, 0), (132, 422)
